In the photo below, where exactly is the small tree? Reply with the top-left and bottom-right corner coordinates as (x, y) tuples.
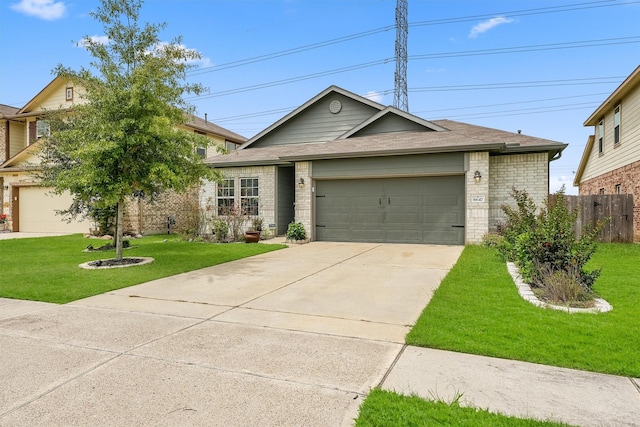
(39, 0), (219, 260)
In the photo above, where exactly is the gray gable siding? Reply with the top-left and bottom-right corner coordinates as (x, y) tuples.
(250, 93), (380, 148)
(349, 114), (434, 137)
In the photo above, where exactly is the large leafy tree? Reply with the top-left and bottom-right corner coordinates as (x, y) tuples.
(40, 0), (218, 260)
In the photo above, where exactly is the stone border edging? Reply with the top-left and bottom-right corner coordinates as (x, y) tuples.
(506, 262), (612, 314)
(79, 257), (155, 270)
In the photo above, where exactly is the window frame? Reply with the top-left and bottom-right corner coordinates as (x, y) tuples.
(217, 178), (235, 216)
(240, 177), (259, 217)
(597, 119), (604, 154)
(36, 120), (50, 139)
(613, 104), (621, 145)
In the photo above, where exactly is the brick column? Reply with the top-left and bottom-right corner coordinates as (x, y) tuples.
(466, 152), (490, 243)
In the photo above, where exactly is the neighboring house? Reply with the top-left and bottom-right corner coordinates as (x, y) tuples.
(574, 65), (640, 241)
(0, 76), (247, 234)
(202, 86), (567, 245)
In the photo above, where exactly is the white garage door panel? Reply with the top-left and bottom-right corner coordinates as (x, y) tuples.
(20, 187), (91, 233)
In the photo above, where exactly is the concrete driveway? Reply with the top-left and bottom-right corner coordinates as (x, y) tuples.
(0, 242), (462, 426)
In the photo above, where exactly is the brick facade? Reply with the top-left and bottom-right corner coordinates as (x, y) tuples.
(0, 121), (7, 163)
(295, 161), (312, 239)
(201, 165), (278, 237)
(489, 152), (549, 231)
(579, 160), (640, 241)
(122, 188), (201, 235)
(466, 152), (489, 243)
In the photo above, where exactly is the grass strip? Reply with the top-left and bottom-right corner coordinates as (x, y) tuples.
(406, 244), (640, 377)
(355, 389), (572, 426)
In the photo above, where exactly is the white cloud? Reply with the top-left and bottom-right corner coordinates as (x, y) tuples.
(76, 35), (110, 48)
(469, 16), (514, 39)
(363, 91), (384, 104)
(549, 175), (578, 195)
(10, 0), (66, 20)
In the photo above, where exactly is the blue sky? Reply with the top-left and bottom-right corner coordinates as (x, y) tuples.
(2, 0), (639, 194)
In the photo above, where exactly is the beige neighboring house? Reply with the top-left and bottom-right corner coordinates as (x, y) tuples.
(574, 65), (640, 241)
(0, 76), (246, 234)
(203, 85), (567, 245)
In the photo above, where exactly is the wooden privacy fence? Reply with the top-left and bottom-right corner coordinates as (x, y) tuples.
(549, 194), (634, 243)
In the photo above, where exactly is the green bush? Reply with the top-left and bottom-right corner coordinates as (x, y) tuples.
(286, 221), (306, 241)
(498, 187), (603, 290)
(212, 218), (229, 243)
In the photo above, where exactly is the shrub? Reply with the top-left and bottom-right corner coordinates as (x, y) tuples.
(497, 187), (537, 260)
(286, 222), (306, 241)
(498, 187), (604, 290)
(211, 218), (229, 243)
(534, 263), (595, 307)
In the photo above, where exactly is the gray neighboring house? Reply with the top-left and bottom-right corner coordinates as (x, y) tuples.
(202, 86), (567, 245)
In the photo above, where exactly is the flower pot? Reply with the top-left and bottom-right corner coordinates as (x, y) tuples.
(244, 231), (260, 243)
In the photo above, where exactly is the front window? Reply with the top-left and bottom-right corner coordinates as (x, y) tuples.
(598, 119), (604, 154)
(614, 105), (621, 144)
(240, 178), (259, 216)
(217, 179), (235, 215)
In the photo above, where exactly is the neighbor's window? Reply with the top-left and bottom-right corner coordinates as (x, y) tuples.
(240, 177), (259, 216)
(615, 184), (622, 194)
(217, 178), (235, 215)
(614, 105), (621, 144)
(598, 119), (604, 154)
(36, 120), (50, 139)
(196, 147), (206, 158)
(599, 188), (605, 195)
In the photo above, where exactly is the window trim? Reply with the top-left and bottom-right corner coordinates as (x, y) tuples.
(240, 177), (259, 217)
(217, 178), (235, 216)
(597, 118), (604, 154)
(36, 120), (50, 139)
(613, 104), (621, 145)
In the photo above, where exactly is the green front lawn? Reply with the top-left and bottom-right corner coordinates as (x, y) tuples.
(406, 243), (640, 377)
(0, 234), (286, 304)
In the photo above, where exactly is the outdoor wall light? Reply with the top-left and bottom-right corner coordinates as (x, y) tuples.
(298, 177), (305, 189)
(3, 185), (8, 190)
(474, 171), (482, 183)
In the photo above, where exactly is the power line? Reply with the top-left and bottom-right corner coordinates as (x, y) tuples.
(187, 36), (636, 101)
(410, 76), (626, 92)
(186, 0), (637, 76)
(412, 92), (611, 114)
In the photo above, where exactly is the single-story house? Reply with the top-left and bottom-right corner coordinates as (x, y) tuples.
(203, 85), (567, 245)
(0, 76), (247, 234)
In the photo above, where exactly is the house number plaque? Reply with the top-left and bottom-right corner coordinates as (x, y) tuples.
(472, 195), (485, 203)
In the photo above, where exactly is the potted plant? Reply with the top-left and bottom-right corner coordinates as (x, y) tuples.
(0, 213), (7, 231)
(244, 217), (263, 243)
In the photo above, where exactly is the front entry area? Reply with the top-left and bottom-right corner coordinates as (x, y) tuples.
(315, 175), (465, 245)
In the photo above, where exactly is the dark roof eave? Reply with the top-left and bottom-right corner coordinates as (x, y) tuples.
(205, 159), (293, 168)
(281, 143), (510, 161)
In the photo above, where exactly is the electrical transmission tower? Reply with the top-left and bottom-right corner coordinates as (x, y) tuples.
(393, 0), (408, 112)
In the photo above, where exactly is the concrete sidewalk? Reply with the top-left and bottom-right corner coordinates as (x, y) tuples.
(1, 241), (639, 426)
(381, 347), (640, 426)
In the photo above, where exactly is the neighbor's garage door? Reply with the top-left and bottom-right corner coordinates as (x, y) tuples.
(315, 176), (465, 245)
(18, 187), (91, 233)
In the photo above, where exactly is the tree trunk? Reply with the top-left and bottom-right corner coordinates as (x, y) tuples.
(115, 199), (124, 260)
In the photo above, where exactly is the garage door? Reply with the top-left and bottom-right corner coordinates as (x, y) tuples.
(315, 176), (465, 245)
(18, 187), (91, 233)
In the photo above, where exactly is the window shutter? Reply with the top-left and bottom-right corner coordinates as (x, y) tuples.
(29, 121), (37, 144)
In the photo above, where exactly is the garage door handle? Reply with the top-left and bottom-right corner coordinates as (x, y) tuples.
(451, 225), (465, 228)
